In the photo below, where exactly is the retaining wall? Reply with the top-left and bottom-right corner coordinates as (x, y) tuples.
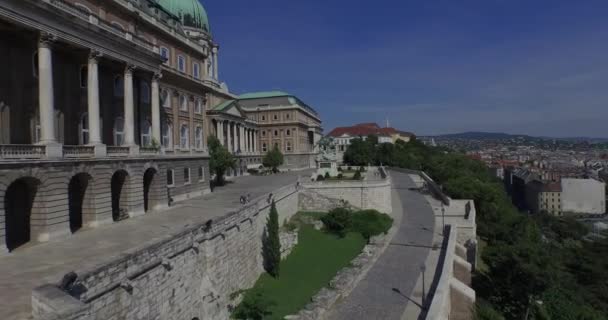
(425, 225), (475, 320)
(32, 184), (300, 320)
(298, 176), (392, 214)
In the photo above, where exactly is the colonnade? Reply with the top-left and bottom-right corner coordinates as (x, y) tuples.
(214, 120), (258, 154)
(36, 33), (162, 156)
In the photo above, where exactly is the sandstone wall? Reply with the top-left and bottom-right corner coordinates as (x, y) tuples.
(32, 183), (300, 320)
(298, 178), (392, 214)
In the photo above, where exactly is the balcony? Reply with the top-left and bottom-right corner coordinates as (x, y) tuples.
(0, 145), (46, 160)
(63, 145), (95, 159)
(107, 146), (130, 157)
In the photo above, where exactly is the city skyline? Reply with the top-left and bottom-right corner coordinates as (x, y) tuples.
(207, 0), (608, 138)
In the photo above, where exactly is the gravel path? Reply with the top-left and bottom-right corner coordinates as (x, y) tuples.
(326, 170), (436, 320)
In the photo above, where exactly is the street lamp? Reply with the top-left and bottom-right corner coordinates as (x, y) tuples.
(420, 263), (427, 306)
(441, 204), (446, 235)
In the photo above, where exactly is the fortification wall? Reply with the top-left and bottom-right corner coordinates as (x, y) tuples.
(32, 184), (300, 320)
(298, 178), (392, 214)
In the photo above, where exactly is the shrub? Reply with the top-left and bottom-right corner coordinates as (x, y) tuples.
(337, 173), (344, 179)
(359, 166), (366, 172)
(353, 171), (362, 180)
(324, 172), (330, 179)
(233, 292), (274, 320)
(347, 166), (352, 171)
(321, 207), (352, 237)
(316, 174), (325, 181)
(351, 210), (393, 240)
(337, 167), (343, 172)
(247, 169), (259, 175)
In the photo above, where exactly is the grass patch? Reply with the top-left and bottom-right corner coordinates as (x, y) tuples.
(236, 225), (366, 319)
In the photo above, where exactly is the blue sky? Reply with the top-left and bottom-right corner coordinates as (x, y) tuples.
(203, 0), (608, 137)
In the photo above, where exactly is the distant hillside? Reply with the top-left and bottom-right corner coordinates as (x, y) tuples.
(429, 131), (608, 143)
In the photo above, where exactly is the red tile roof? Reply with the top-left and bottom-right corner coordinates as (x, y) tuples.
(327, 123), (414, 138)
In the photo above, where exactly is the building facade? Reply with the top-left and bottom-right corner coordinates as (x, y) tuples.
(0, 0), (320, 253)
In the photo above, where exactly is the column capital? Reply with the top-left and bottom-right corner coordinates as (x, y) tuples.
(153, 71), (163, 81)
(38, 32), (57, 48)
(88, 50), (103, 62)
(125, 64), (137, 74)
(212, 46), (218, 54)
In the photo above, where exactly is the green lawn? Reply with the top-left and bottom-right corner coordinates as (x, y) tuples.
(241, 225), (366, 319)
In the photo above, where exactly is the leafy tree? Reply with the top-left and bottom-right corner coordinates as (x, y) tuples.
(207, 135), (235, 186)
(321, 207), (352, 237)
(343, 137), (374, 166)
(263, 200), (281, 278)
(233, 292), (274, 320)
(353, 170), (362, 180)
(351, 210), (393, 240)
(263, 145), (284, 173)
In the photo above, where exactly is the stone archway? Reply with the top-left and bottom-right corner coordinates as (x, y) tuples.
(68, 173), (92, 233)
(143, 167), (158, 212)
(111, 170), (129, 221)
(4, 177), (39, 251)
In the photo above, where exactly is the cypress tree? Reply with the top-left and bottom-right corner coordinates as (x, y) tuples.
(263, 200), (281, 277)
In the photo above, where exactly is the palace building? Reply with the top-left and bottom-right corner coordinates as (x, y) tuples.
(0, 0), (321, 253)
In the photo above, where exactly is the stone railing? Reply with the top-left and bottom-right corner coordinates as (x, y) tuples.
(425, 225), (475, 320)
(106, 146), (130, 157)
(63, 146), (95, 159)
(0, 144), (46, 159)
(389, 168), (450, 205)
(139, 147), (159, 156)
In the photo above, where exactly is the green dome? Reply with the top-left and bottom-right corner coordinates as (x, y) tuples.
(156, 0), (211, 33)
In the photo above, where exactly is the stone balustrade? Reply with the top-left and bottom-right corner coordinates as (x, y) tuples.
(0, 144), (46, 159)
(139, 147), (160, 156)
(106, 146), (130, 157)
(63, 146), (95, 159)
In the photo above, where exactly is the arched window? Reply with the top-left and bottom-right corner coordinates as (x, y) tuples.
(180, 95), (188, 111)
(141, 120), (151, 147)
(79, 113), (89, 145)
(30, 113), (40, 143)
(161, 89), (170, 108)
(261, 130), (266, 137)
(113, 117), (124, 146)
(180, 124), (189, 149)
(111, 21), (126, 32)
(195, 98), (203, 114)
(114, 75), (124, 97)
(286, 129), (291, 136)
(140, 82), (150, 104)
(162, 121), (172, 149)
(0, 102), (9, 144)
(195, 126), (203, 149)
(74, 3), (92, 14)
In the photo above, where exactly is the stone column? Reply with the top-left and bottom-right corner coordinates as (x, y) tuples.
(123, 65), (137, 153)
(151, 72), (162, 146)
(37, 33), (62, 157)
(231, 122), (236, 153)
(218, 120), (224, 146)
(87, 50), (106, 156)
(212, 47), (218, 80)
(254, 130), (258, 153)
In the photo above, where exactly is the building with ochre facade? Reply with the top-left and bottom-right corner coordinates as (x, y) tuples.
(0, 0), (321, 253)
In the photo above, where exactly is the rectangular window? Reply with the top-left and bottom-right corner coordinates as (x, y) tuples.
(160, 47), (170, 64)
(262, 143), (267, 152)
(193, 62), (200, 79)
(167, 169), (174, 187)
(184, 167), (191, 184)
(198, 166), (205, 181)
(177, 55), (186, 72)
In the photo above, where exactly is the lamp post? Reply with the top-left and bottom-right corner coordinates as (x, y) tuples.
(441, 204), (446, 235)
(420, 264), (427, 306)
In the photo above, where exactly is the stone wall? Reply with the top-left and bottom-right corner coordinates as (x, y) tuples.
(425, 225), (475, 320)
(298, 177), (392, 214)
(32, 183), (300, 320)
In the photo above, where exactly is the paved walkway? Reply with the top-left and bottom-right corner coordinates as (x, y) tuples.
(0, 171), (310, 320)
(326, 170), (436, 320)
